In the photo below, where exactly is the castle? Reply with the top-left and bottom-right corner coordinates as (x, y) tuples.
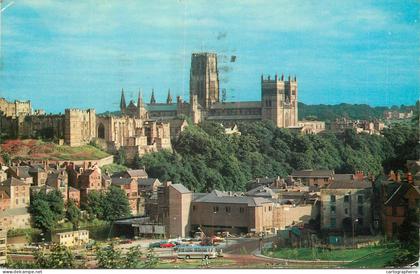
(130, 52), (299, 128)
(0, 52), (323, 162)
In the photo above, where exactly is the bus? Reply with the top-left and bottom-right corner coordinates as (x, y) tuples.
(176, 245), (220, 259)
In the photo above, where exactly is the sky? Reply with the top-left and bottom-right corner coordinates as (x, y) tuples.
(0, 0), (419, 114)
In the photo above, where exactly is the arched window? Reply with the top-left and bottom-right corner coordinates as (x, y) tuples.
(98, 123), (105, 139)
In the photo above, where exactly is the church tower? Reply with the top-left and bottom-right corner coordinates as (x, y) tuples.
(120, 89), (127, 114)
(137, 90), (148, 120)
(261, 74), (298, 128)
(150, 89), (156, 104)
(166, 89), (173, 104)
(189, 52), (219, 110)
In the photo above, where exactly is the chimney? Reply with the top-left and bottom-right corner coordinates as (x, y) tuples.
(354, 171), (364, 181)
(407, 172), (413, 184)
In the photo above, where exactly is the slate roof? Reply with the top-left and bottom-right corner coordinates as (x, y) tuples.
(146, 104), (178, 112)
(170, 184), (191, 194)
(246, 186), (276, 198)
(10, 166), (32, 178)
(326, 180), (372, 189)
(291, 169), (334, 178)
(138, 178), (160, 187)
(194, 190), (272, 206)
(210, 101), (261, 109)
(112, 177), (133, 185)
(125, 169), (148, 178)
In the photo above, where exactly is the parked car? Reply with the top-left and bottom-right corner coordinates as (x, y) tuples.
(120, 239), (133, 244)
(149, 241), (166, 248)
(160, 242), (176, 248)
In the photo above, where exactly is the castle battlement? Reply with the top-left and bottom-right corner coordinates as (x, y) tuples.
(261, 74), (297, 83)
(65, 108), (95, 114)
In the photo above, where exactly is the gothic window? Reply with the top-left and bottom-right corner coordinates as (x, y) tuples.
(98, 123), (105, 139)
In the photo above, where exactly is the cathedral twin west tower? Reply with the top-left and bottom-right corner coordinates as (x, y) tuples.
(0, 52), (299, 162)
(120, 52), (299, 128)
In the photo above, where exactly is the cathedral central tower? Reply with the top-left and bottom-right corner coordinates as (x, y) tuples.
(189, 52), (220, 110)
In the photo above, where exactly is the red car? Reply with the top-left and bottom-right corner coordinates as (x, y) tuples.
(160, 242), (176, 248)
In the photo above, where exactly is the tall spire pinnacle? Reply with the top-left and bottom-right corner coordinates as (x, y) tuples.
(137, 89), (143, 107)
(150, 89), (156, 104)
(166, 89), (173, 104)
(120, 88), (127, 113)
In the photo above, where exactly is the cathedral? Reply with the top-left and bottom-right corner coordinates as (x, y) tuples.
(121, 52), (299, 128)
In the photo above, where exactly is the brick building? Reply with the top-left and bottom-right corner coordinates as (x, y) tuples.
(320, 180), (373, 234)
(111, 177), (140, 215)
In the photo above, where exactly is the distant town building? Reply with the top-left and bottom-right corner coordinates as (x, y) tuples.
(383, 181), (420, 238)
(320, 179), (373, 234)
(291, 170), (334, 189)
(111, 177), (140, 215)
(52, 230), (89, 247)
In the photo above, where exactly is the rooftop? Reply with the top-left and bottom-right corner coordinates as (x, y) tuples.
(170, 183), (191, 194)
(194, 190), (272, 206)
(112, 177), (134, 185)
(326, 179), (372, 190)
(125, 169), (148, 178)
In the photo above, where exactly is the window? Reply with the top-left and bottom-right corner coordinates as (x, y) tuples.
(239, 208), (245, 213)
(358, 206), (364, 215)
(225, 207), (231, 213)
(269, 206), (272, 211)
(330, 195), (336, 203)
(345, 208), (348, 215)
(358, 218), (363, 226)
(357, 195), (364, 204)
(330, 206), (336, 214)
(192, 205), (196, 211)
(213, 207), (219, 213)
(344, 195), (350, 203)
(15, 199), (18, 205)
(330, 218), (336, 228)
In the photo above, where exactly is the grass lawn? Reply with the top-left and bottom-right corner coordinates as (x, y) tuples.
(342, 247), (400, 268)
(1, 139), (110, 161)
(102, 163), (127, 174)
(156, 258), (234, 269)
(266, 246), (392, 261)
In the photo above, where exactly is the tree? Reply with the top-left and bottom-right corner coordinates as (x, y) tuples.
(8, 244), (78, 269)
(83, 190), (105, 219)
(95, 243), (158, 269)
(102, 186), (131, 221)
(116, 149), (126, 165)
(30, 199), (56, 232)
(95, 243), (123, 269)
(66, 200), (81, 230)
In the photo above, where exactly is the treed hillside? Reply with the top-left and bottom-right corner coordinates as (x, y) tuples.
(137, 120), (419, 193)
(298, 102), (418, 121)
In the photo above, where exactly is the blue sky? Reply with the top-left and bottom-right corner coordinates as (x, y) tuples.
(0, 0), (418, 113)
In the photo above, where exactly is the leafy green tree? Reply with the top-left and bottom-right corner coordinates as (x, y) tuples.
(116, 149), (126, 165)
(66, 200), (81, 230)
(30, 199), (56, 232)
(102, 186), (131, 221)
(30, 190), (64, 232)
(83, 190), (105, 219)
(95, 243), (123, 269)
